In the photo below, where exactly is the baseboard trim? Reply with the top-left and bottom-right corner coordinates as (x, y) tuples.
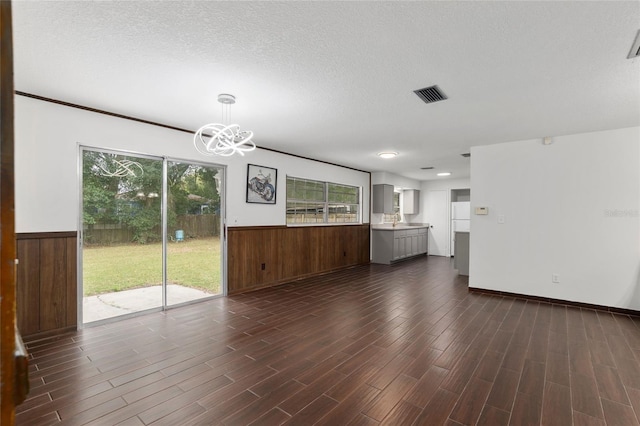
(22, 326), (77, 343)
(469, 287), (640, 318)
(229, 262), (371, 296)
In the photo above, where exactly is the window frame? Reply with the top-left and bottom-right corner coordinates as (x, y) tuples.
(286, 176), (362, 226)
(383, 191), (402, 223)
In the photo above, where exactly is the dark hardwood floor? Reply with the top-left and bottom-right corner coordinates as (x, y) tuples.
(17, 256), (640, 425)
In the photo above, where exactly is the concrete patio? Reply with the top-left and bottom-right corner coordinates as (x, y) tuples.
(83, 284), (215, 324)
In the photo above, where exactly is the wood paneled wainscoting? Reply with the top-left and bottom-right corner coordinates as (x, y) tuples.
(16, 232), (77, 338)
(227, 224), (370, 294)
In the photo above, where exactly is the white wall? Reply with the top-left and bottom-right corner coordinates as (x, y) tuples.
(413, 177), (471, 225)
(470, 127), (640, 310)
(370, 172), (422, 224)
(15, 96), (370, 232)
(371, 173), (470, 225)
(371, 171), (420, 190)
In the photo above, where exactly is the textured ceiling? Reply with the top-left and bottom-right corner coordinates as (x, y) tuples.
(12, 1), (640, 180)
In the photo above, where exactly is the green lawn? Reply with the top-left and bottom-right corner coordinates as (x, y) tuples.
(82, 237), (221, 296)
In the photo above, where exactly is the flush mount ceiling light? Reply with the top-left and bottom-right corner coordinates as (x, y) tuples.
(378, 151), (398, 159)
(437, 172), (451, 177)
(194, 94), (256, 157)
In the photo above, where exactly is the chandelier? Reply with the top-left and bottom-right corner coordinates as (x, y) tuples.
(193, 94), (256, 157)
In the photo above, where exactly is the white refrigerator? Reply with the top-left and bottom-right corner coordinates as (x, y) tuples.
(451, 201), (470, 256)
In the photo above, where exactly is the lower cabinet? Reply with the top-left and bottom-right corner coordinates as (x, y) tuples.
(373, 228), (428, 264)
(454, 231), (470, 276)
(393, 233), (406, 261)
(418, 231), (428, 254)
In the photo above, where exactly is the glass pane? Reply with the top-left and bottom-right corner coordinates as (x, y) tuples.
(328, 183), (359, 204)
(82, 150), (163, 323)
(166, 162), (223, 305)
(286, 201), (325, 223)
(328, 204), (359, 223)
(286, 177), (295, 198)
(288, 177), (325, 202)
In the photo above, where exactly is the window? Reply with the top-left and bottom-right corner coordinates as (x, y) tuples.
(287, 176), (360, 224)
(383, 192), (401, 223)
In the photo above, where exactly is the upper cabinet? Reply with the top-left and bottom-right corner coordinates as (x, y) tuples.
(403, 189), (420, 214)
(372, 184), (394, 214)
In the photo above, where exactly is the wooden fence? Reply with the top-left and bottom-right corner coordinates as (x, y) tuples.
(84, 214), (220, 245)
(173, 215), (220, 239)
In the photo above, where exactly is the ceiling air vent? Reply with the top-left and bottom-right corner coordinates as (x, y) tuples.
(420, 166), (434, 170)
(628, 29), (640, 59)
(461, 153), (471, 158)
(414, 85), (447, 104)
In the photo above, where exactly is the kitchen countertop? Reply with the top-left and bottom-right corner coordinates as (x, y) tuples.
(371, 223), (429, 231)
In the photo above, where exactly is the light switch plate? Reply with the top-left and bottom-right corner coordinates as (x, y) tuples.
(475, 207), (488, 215)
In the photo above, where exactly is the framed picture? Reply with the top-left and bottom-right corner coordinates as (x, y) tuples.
(246, 164), (277, 204)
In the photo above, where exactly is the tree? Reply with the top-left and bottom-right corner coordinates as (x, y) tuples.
(82, 151), (220, 244)
(82, 151), (121, 226)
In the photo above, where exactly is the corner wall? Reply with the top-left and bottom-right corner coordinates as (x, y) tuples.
(469, 127), (640, 310)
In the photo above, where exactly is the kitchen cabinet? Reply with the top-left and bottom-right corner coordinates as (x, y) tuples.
(403, 189), (420, 214)
(372, 226), (428, 264)
(372, 184), (394, 214)
(454, 231), (469, 276)
(418, 230), (428, 254)
(393, 233), (405, 260)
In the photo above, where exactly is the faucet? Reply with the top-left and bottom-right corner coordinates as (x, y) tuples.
(392, 214), (398, 227)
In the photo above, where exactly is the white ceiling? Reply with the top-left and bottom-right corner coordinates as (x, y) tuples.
(12, 1), (640, 181)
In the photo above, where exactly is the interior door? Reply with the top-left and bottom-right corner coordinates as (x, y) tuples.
(425, 189), (449, 256)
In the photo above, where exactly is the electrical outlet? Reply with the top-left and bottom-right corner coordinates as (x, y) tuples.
(498, 215), (505, 224)
(552, 274), (560, 283)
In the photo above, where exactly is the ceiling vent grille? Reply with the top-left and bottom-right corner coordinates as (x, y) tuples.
(461, 153), (471, 158)
(628, 29), (640, 59)
(414, 85), (447, 104)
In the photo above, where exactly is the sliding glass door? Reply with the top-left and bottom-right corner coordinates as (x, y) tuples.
(81, 148), (224, 324)
(166, 161), (223, 306)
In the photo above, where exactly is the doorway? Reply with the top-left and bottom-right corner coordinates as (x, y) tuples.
(450, 188), (471, 256)
(80, 148), (224, 324)
(425, 189), (450, 256)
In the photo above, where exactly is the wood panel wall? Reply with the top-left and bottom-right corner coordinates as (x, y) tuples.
(227, 224), (370, 294)
(16, 232), (77, 338)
